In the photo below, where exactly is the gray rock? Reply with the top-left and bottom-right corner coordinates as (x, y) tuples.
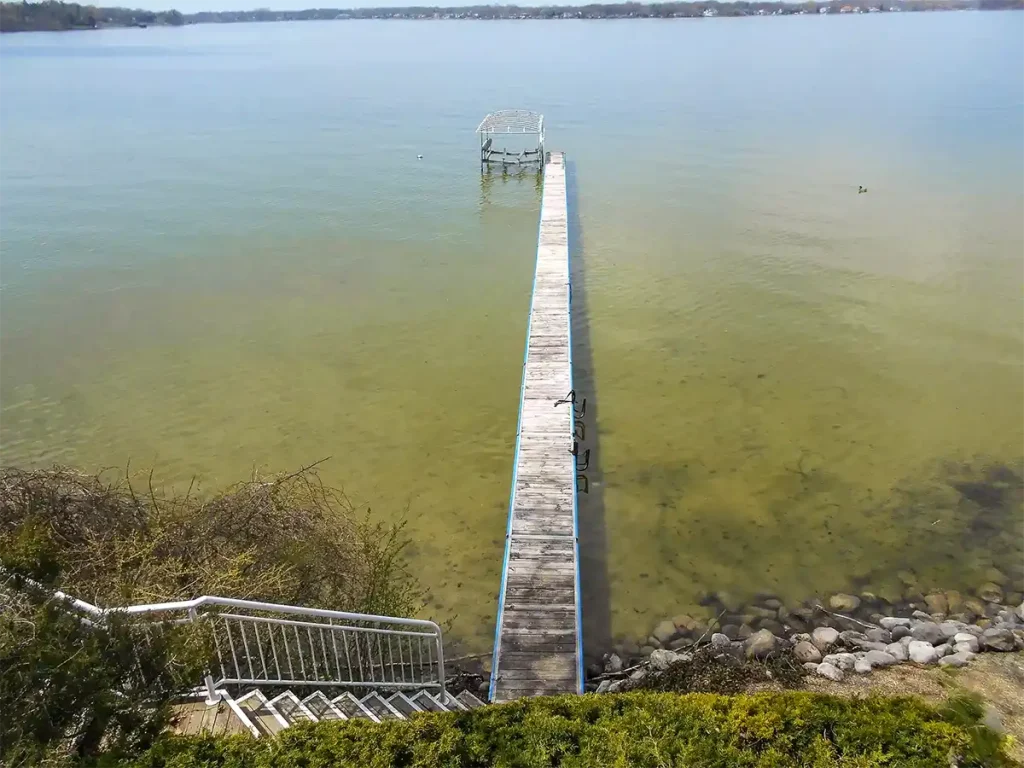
(640, 645), (656, 657)
(812, 627), (839, 650)
(912, 610), (934, 621)
(856, 640), (890, 652)
(996, 610), (1018, 626)
(629, 668), (647, 681)
(939, 651), (975, 668)
(822, 652), (857, 671)
(829, 593), (861, 612)
(879, 617), (911, 630)
(711, 633), (731, 648)
(980, 628), (1016, 652)
(668, 637), (693, 651)
(1017, 602), (1024, 623)
(864, 650), (898, 668)
(864, 628), (890, 644)
(815, 662), (844, 681)
(885, 642), (908, 661)
(793, 640), (822, 664)
(720, 624), (740, 640)
(935, 643), (953, 658)
(604, 653), (623, 674)
(839, 630), (867, 646)
(954, 642), (977, 655)
(1014, 630), (1024, 650)
(745, 629), (779, 659)
(596, 679), (613, 693)
(748, 605), (777, 620)
(908, 640), (938, 664)
(649, 649), (682, 671)
(939, 622), (962, 640)
(791, 632), (812, 643)
(854, 658), (873, 674)
(737, 624), (754, 640)
(891, 625), (911, 641)
(653, 620), (678, 645)
(953, 634), (979, 653)
(606, 679), (626, 693)
(911, 622), (945, 645)
(802, 662), (821, 672)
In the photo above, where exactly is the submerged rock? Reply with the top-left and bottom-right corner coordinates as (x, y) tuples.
(652, 620), (678, 645)
(879, 616), (911, 630)
(829, 594), (861, 612)
(978, 583), (1004, 604)
(924, 593), (948, 616)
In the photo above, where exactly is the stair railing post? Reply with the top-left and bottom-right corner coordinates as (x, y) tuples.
(189, 606), (219, 704)
(434, 624), (446, 703)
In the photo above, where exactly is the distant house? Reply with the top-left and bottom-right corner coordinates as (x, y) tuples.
(818, 5), (830, 11)
(839, 4), (853, 11)
(702, 8), (718, 16)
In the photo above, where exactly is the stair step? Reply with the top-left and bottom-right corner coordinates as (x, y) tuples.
(456, 690), (487, 709)
(408, 690), (449, 712)
(302, 691), (347, 720)
(268, 692), (318, 725)
(386, 692), (424, 717)
(438, 692), (469, 711)
(235, 691), (288, 737)
(360, 691), (405, 720)
(331, 692), (380, 722)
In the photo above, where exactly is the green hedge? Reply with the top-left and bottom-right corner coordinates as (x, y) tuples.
(109, 691), (1016, 768)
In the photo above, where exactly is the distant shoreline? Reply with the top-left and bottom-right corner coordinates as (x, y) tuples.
(2, 0), (1021, 33)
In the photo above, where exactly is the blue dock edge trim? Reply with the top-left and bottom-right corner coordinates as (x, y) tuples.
(566, 163), (584, 694)
(488, 164), (548, 703)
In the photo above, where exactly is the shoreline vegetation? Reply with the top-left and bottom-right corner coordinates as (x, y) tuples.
(2, 0), (1022, 33)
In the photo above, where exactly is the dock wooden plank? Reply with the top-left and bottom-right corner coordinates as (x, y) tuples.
(491, 152), (580, 704)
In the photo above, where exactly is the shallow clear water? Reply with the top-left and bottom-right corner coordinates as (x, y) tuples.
(2, 13), (1022, 652)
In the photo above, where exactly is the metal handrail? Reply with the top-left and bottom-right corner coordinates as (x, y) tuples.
(2, 572), (445, 703)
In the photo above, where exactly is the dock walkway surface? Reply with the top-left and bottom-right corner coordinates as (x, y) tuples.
(489, 152), (582, 703)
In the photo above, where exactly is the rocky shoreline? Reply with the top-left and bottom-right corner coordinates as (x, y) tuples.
(587, 579), (1024, 691)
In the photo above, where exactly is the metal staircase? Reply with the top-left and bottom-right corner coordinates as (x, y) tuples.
(176, 687), (486, 738)
(4, 571), (485, 740)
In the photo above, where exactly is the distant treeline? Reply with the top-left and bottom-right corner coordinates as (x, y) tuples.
(0, 1), (182, 30)
(2, 0), (1021, 32)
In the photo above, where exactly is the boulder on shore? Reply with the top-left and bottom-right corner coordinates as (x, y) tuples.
(815, 662), (844, 681)
(793, 640), (822, 664)
(908, 641), (938, 665)
(744, 629), (779, 659)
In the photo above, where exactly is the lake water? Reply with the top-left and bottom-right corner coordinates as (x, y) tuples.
(2, 13), (1022, 654)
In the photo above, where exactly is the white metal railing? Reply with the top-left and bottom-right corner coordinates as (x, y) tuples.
(2, 573), (445, 703)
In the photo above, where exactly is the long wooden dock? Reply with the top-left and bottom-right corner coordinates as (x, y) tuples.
(489, 152), (582, 702)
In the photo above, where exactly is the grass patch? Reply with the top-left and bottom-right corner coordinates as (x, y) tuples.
(111, 691), (1018, 768)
